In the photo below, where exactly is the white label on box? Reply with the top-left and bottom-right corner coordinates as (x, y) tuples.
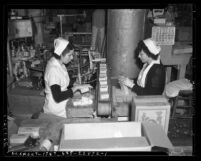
(118, 117), (128, 121)
(18, 127), (40, 137)
(154, 18), (166, 24)
(136, 108), (169, 134)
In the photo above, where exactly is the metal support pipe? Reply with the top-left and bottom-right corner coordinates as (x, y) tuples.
(58, 15), (63, 37)
(28, 9), (44, 45)
(7, 38), (13, 77)
(107, 9), (146, 78)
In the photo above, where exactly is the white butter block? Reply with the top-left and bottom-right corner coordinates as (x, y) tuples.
(99, 73), (107, 78)
(99, 80), (107, 86)
(100, 93), (109, 100)
(73, 97), (93, 106)
(18, 127), (40, 137)
(99, 77), (107, 81)
(10, 134), (30, 145)
(100, 70), (107, 74)
(100, 85), (108, 92)
(100, 67), (107, 71)
(92, 58), (106, 62)
(100, 63), (107, 67)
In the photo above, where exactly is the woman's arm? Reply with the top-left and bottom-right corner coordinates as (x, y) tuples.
(50, 84), (73, 103)
(132, 65), (166, 95)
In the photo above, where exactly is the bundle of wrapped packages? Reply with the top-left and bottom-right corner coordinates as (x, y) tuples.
(66, 91), (95, 118)
(72, 96), (93, 106)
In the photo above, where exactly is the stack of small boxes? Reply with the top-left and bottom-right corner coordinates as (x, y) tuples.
(99, 63), (109, 101)
(97, 62), (112, 116)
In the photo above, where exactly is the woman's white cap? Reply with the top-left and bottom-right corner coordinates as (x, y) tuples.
(143, 38), (161, 55)
(54, 37), (69, 56)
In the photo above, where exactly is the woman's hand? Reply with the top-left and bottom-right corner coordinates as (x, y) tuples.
(72, 84), (93, 93)
(119, 76), (135, 88)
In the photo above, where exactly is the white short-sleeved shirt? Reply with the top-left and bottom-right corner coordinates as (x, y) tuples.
(43, 57), (70, 118)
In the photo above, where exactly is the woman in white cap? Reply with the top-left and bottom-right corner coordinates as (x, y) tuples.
(119, 38), (166, 95)
(43, 37), (92, 118)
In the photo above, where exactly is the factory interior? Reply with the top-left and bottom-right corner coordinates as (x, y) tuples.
(6, 5), (194, 156)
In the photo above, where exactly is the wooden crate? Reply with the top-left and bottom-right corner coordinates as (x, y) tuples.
(132, 97), (171, 134)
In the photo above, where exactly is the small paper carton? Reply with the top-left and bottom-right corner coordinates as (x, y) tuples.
(99, 80), (108, 86)
(10, 134), (30, 145)
(100, 85), (108, 92)
(100, 92), (110, 100)
(18, 127), (40, 138)
(100, 63), (107, 67)
(59, 122), (173, 151)
(99, 77), (107, 81)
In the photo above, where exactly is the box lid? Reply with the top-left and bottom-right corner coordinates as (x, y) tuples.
(135, 101), (170, 109)
(63, 122), (142, 140)
(59, 137), (151, 151)
(59, 122), (173, 151)
(141, 122), (173, 150)
(135, 95), (168, 103)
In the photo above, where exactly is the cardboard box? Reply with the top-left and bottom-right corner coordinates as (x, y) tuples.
(18, 127), (40, 137)
(10, 134), (30, 145)
(132, 101), (170, 134)
(66, 106), (94, 118)
(114, 102), (130, 117)
(59, 122), (173, 151)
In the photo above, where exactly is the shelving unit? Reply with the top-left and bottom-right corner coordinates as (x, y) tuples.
(7, 19), (34, 85)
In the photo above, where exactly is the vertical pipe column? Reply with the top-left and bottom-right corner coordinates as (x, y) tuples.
(107, 9), (146, 79)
